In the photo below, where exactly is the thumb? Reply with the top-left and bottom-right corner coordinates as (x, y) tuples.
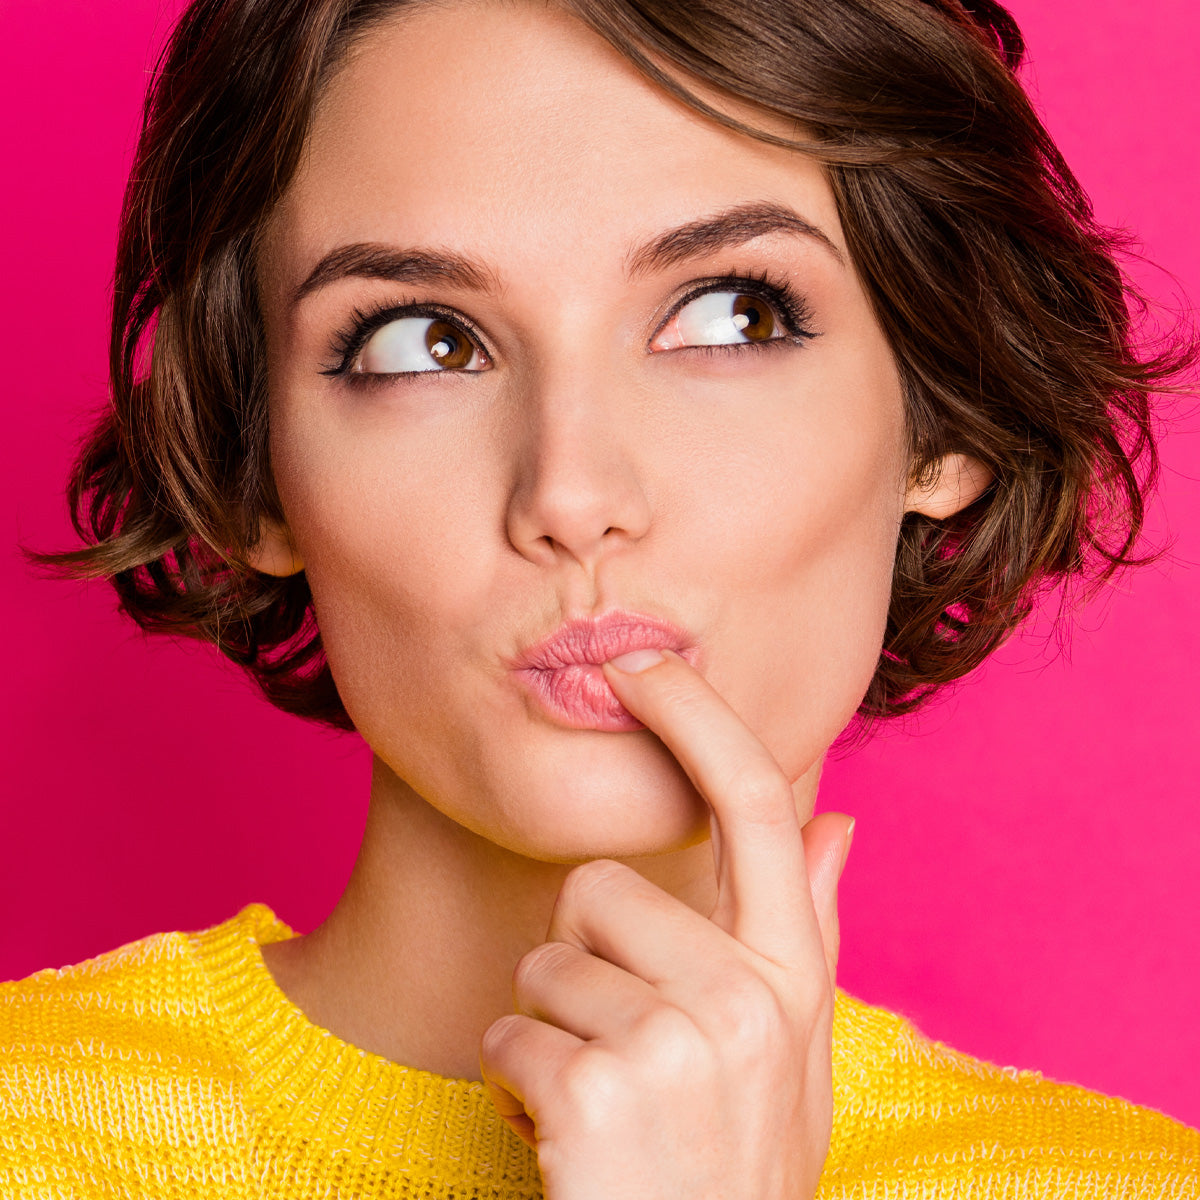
(481, 1067), (538, 1151)
(800, 812), (855, 988)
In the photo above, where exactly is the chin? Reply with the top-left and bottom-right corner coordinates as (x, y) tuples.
(470, 728), (716, 864)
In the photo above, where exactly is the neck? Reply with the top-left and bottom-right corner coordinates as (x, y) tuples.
(262, 753), (818, 1082)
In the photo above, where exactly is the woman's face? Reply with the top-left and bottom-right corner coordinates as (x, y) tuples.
(255, 1), (957, 862)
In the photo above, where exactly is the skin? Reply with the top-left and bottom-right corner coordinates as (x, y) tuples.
(251, 2), (990, 1193)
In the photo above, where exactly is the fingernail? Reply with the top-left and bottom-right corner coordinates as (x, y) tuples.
(606, 648), (665, 673)
(839, 818), (856, 877)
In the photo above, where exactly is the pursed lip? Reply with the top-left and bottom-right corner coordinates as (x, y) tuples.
(510, 610), (700, 672)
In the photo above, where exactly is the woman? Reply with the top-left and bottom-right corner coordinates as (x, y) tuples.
(2, 0), (1197, 1195)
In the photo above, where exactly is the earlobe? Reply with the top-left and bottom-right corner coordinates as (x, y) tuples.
(247, 517), (305, 577)
(905, 453), (993, 519)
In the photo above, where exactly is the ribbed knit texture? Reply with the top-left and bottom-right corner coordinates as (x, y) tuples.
(2, 903), (1196, 1198)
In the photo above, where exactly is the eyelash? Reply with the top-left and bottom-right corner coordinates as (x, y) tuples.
(667, 268), (818, 354)
(321, 302), (489, 380)
(320, 268), (818, 381)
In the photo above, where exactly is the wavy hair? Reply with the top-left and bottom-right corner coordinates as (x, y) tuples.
(36, 0), (1194, 727)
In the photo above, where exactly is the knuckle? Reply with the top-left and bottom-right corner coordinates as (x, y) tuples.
(710, 973), (787, 1057)
(559, 857), (632, 910)
(553, 1047), (628, 1126)
(632, 1005), (703, 1074)
(480, 1012), (524, 1059)
(512, 940), (573, 992)
(728, 770), (793, 825)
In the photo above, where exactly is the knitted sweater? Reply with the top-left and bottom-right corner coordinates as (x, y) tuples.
(1, 903), (1195, 1198)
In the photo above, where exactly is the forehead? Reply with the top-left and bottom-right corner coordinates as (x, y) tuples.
(265, 0), (845, 292)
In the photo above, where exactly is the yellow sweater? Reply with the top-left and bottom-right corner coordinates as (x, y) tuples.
(1, 903), (1195, 1198)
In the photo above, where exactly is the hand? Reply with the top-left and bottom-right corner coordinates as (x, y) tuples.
(479, 647), (855, 1200)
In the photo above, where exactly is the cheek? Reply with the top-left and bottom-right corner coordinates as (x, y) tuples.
(686, 347), (906, 777)
(265, 393), (498, 737)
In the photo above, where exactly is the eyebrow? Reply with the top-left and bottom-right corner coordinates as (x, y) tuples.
(624, 200), (845, 278)
(292, 246), (499, 308)
(291, 200), (844, 308)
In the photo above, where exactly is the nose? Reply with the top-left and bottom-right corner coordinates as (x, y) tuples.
(504, 362), (653, 571)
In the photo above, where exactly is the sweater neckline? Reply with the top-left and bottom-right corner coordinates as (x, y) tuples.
(190, 902), (543, 1191)
(189, 901), (892, 1188)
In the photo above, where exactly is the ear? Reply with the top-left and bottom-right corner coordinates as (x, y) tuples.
(905, 452), (993, 519)
(247, 517), (305, 576)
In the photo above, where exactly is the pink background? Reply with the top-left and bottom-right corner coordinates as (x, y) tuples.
(2, 0), (1197, 1129)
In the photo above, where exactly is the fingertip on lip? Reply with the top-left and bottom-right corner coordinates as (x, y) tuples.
(604, 647), (667, 674)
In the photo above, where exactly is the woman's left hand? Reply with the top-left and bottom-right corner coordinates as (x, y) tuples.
(480, 647), (855, 1200)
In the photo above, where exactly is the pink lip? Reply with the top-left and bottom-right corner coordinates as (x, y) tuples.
(511, 611), (699, 731)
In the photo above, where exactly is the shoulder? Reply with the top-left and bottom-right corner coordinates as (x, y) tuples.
(826, 989), (1199, 1198)
(0, 905), (272, 1066)
(0, 903), (280, 1190)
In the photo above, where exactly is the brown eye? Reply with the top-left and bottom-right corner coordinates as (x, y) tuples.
(354, 315), (488, 374)
(732, 294), (775, 341)
(425, 320), (475, 369)
(649, 288), (787, 352)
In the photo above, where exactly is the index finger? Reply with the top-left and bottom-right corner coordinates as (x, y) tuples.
(600, 649), (823, 971)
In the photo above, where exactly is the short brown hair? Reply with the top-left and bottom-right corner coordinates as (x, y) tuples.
(39, 0), (1194, 728)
